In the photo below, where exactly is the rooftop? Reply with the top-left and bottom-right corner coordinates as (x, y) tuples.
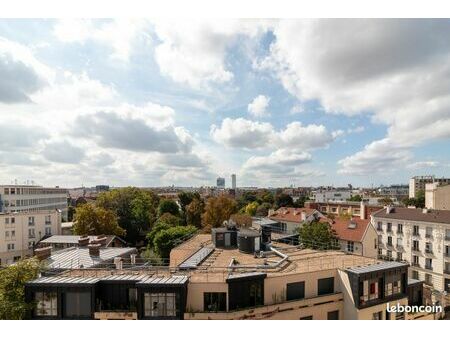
(328, 217), (370, 242)
(372, 207), (450, 224)
(40, 235), (125, 247)
(269, 207), (319, 223)
(346, 261), (407, 274)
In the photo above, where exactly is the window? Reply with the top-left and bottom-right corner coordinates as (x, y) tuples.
(11, 230), (15, 238)
(5, 231), (9, 238)
(144, 293), (177, 317)
(378, 248), (382, 256)
(374, 238), (377, 249)
(425, 274), (433, 286)
(65, 292), (91, 318)
(372, 311), (382, 320)
(387, 223), (392, 232)
(425, 258), (432, 270)
(377, 222), (382, 231)
(413, 225), (419, 236)
(5, 218), (9, 225)
(397, 252), (403, 261)
(347, 241), (354, 252)
(35, 291), (57, 317)
(11, 217), (14, 224)
(413, 255), (419, 267)
(378, 235), (383, 245)
(204, 292), (226, 312)
(28, 216), (35, 225)
(28, 241), (35, 249)
(7, 243), (15, 251)
(387, 250), (392, 259)
(28, 228), (35, 238)
(445, 245), (450, 257)
(425, 227), (433, 238)
(300, 315), (313, 320)
(385, 275), (402, 296)
(387, 236), (392, 246)
(317, 277), (334, 296)
(396, 237), (402, 248)
(425, 242), (433, 254)
(396, 311), (405, 320)
(412, 270), (419, 280)
(286, 281), (305, 301)
(412, 240), (419, 251)
(397, 224), (403, 234)
(327, 310), (339, 320)
(45, 215), (51, 225)
(45, 227), (52, 236)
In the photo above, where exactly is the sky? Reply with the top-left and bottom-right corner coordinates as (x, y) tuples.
(0, 18), (450, 188)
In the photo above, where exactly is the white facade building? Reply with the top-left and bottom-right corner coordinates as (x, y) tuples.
(372, 207), (450, 295)
(409, 176), (450, 198)
(0, 185), (68, 220)
(313, 190), (352, 203)
(0, 210), (62, 266)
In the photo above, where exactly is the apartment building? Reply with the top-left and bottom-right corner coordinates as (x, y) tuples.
(0, 185), (69, 220)
(425, 183), (450, 210)
(409, 176), (450, 198)
(24, 230), (436, 320)
(305, 201), (383, 219)
(328, 216), (378, 258)
(378, 184), (409, 199)
(0, 210), (61, 266)
(313, 189), (352, 203)
(268, 207), (325, 234)
(372, 207), (450, 297)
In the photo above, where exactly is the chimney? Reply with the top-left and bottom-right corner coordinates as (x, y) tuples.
(88, 243), (101, 256)
(78, 236), (90, 247)
(130, 254), (137, 265)
(360, 201), (366, 220)
(385, 205), (393, 214)
(114, 257), (123, 270)
(35, 246), (52, 261)
(301, 211), (306, 221)
(92, 235), (107, 247)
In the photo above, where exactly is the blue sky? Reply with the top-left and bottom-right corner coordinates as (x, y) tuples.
(0, 19), (449, 188)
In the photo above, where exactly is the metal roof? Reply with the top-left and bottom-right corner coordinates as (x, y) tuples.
(178, 247), (214, 269)
(40, 235), (98, 244)
(138, 275), (189, 285)
(346, 261), (408, 274)
(45, 247), (137, 269)
(100, 274), (148, 282)
(27, 276), (99, 285)
(227, 272), (267, 281)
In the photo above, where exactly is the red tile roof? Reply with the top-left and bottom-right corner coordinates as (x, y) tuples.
(269, 207), (318, 223)
(328, 217), (370, 242)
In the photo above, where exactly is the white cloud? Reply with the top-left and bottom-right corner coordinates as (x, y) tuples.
(152, 19), (271, 88)
(276, 121), (333, 150)
(407, 161), (440, 170)
(42, 140), (85, 164)
(248, 95), (270, 117)
(259, 19), (450, 174)
(53, 19), (148, 61)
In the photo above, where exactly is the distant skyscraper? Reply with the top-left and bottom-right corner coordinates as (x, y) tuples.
(216, 177), (225, 189)
(231, 174), (236, 190)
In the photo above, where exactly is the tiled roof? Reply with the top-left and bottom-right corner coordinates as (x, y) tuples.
(328, 217), (370, 242)
(372, 207), (450, 224)
(269, 207), (318, 223)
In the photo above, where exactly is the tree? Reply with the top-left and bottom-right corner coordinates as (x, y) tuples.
(298, 221), (338, 250)
(158, 199), (180, 218)
(186, 198), (205, 228)
(178, 192), (201, 225)
(73, 204), (125, 237)
(378, 197), (393, 205)
(0, 258), (41, 319)
(415, 189), (426, 208)
(96, 187), (159, 244)
(255, 202), (272, 217)
(347, 195), (362, 202)
(153, 225), (197, 258)
(275, 193), (294, 208)
(202, 196), (237, 230)
(157, 212), (182, 227)
(230, 213), (252, 228)
(245, 201), (259, 216)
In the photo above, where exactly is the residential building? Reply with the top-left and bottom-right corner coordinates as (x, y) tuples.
(268, 207), (325, 234)
(0, 185), (69, 220)
(409, 176), (450, 198)
(372, 206), (450, 305)
(0, 210), (61, 266)
(378, 184), (409, 199)
(425, 183), (450, 210)
(305, 201), (383, 219)
(328, 216), (378, 258)
(24, 231), (435, 320)
(313, 189), (352, 203)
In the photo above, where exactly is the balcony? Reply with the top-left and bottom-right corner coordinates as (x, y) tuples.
(386, 242), (394, 248)
(425, 234), (433, 240)
(377, 227), (383, 232)
(412, 247), (420, 253)
(397, 230), (403, 235)
(387, 228), (393, 234)
(413, 232), (420, 237)
(411, 263), (421, 268)
(425, 249), (433, 255)
(425, 265), (433, 271)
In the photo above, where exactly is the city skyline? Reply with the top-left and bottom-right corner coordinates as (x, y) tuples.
(1, 19), (450, 188)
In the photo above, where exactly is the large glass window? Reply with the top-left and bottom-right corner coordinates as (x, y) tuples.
(317, 277), (334, 296)
(65, 292), (91, 318)
(384, 275), (402, 296)
(204, 292), (226, 312)
(144, 293), (177, 317)
(35, 291), (57, 317)
(286, 281), (305, 301)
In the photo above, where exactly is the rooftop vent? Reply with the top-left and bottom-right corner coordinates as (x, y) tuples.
(78, 236), (90, 247)
(34, 246), (52, 261)
(348, 221), (357, 229)
(88, 243), (101, 256)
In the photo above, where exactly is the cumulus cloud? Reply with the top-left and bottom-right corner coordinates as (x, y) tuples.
(152, 19), (271, 88)
(243, 149), (311, 172)
(0, 123), (48, 149)
(259, 19), (450, 174)
(407, 161), (440, 170)
(248, 95), (270, 117)
(42, 140), (85, 164)
(0, 37), (51, 103)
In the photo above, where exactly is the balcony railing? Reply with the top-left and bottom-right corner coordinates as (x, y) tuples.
(425, 265), (433, 271)
(413, 232), (420, 237)
(425, 234), (433, 239)
(412, 247), (420, 252)
(386, 242), (393, 248)
(387, 229), (393, 233)
(397, 230), (403, 235)
(411, 263), (421, 268)
(425, 249), (433, 254)
(377, 227), (383, 232)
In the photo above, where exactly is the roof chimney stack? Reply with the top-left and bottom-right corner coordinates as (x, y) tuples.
(88, 243), (101, 256)
(34, 246), (52, 261)
(114, 257), (123, 270)
(78, 236), (90, 247)
(92, 235), (107, 247)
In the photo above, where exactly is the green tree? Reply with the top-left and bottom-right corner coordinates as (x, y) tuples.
(245, 201), (259, 216)
(73, 204), (125, 236)
(0, 258), (41, 319)
(255, 202), (272, 217)
(158, 199), (180, 218)
(153, 225), (197, 258)
(298, 221), (338, 250)
(378, 197), (393, 205)
(186, 198), (205, 228)
(157, 212), (182, 227)
(275, 193), (294, 208)
(347, 195), (362, 202)
(202, 196), (237, 230)
(178, 192), (200, 223)
(415, 189), (425, 208)
(96, 187), (159, 244)
(230, 213), (252, 228)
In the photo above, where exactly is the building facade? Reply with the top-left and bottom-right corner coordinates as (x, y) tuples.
(372, 207), (450, 300)
(313, 189), (352, 203)
(0, 210), (61, 266)
(0, 185), (69, 220)
(216, 177), (225, 189)
(409, 176), (450, 198)
(268, 207), (325, 234)
(425, 183), (450, 210)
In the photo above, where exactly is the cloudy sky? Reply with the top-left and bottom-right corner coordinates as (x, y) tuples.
(1, 19), (450, 188)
